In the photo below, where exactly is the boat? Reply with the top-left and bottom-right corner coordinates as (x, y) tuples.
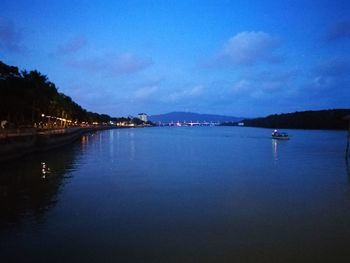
(272, 130), (289, 140)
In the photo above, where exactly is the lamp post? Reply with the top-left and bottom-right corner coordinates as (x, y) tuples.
(41, 114), (45, 129)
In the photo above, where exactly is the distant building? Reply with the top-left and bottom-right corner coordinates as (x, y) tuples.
(138, 113), (148, 122)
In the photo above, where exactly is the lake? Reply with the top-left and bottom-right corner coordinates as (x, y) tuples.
(1, 127), (350, 262)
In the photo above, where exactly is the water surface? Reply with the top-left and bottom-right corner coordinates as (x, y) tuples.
(1, 127), (350, 262)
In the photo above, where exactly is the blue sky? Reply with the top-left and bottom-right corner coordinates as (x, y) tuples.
(1, 0), (349, 117)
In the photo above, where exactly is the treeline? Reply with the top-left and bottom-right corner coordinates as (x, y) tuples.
(0, 61), (140, 127)
(222, 109), (350, 130)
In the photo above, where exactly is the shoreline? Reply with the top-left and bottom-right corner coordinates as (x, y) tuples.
(0, 126), (129, 163)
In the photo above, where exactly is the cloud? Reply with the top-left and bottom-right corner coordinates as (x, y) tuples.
(231, 79), (273, 99)
(230, 69), (298, 99)
(134, 85), (158, 99)
(55, 37), (88, 55)
(209, 31), (281, 67)
(286, 57), (350, 111)
(325, 20), (350, 41)
(112, 53), (152, 74)
(306, 58), (350, 94)
(164, 85), (204, 102)
(67, 52), (152, 75)
(231, 79), (253, 94)
(0, 18), (24, 52)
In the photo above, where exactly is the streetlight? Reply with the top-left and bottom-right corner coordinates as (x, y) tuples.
(41, 113), (45, 128)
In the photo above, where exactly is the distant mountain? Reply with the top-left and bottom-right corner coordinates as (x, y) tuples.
(222, 109), (350, 130)
(149, 112), (243, 123)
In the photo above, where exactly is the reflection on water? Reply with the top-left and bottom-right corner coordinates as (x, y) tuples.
(272, 139), (278, 161)
(272, 138), (291, 162)
(1, 127), (350, 262)
(41, 162), (51, 179)
(0, 140), (82, 227)
(109, 129), (114, 159)
(128, 129), (135, 160)
(81, 134), (89, 148)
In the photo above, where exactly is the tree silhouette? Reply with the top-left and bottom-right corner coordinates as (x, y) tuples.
(0, 61), (148, 128)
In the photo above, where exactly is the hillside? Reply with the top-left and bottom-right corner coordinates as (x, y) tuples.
(222, 109), (350, 130)
(149, 112), (243, 123)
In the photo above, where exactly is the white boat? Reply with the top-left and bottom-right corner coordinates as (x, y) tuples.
(272, 130), (289, 140)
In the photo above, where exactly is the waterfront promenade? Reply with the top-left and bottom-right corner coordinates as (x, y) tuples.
(0, 125), (128, 162)
(0, 127), (80, 139)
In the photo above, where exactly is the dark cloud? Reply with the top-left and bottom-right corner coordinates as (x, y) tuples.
(325, 20), (350, 41)
(0, 18), (24, 52)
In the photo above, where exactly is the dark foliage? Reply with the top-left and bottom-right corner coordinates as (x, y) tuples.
(223, 109), (350, 130)
(0, 61), (121, 127)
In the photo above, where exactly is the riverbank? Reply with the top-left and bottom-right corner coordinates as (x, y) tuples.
(222, 109), (350, 130)
(0, 126), (126, 162)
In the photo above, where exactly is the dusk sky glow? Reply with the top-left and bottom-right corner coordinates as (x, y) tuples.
(1, 0), (349, 117)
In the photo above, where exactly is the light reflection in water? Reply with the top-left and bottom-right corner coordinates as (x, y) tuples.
(128, 130), (135, 160)
(81, 135), (89, 154)
(0, 140), (80, 230)
(81, 135), (89, 144)
(109, 130), (114, 159)
(41, 162), (51, 179)
(272, 139), (278, 161)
